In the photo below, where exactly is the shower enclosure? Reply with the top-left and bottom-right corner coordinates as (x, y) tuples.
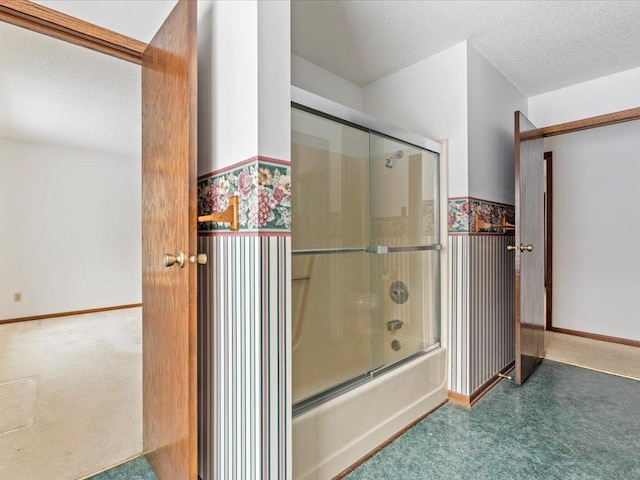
(291, 103), (441, 412)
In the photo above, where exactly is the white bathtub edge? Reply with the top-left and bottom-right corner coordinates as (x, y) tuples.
(294, 347), (448, 480)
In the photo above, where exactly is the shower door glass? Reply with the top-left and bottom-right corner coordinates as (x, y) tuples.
(291, 106), (441, 409)
(291, 108), (371, 404)
(369, 134), (440, 370)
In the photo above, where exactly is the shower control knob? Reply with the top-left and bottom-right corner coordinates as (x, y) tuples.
(389, 281), (409, 304)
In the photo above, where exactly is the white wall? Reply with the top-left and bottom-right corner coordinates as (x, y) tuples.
(547, 121), (640, 341)
(467, 44), (527, 205)
(198, 1), (290, 175)
(0, 138), (141, 320)
(530, 67), (640, 341)
(363, 42), (469, 198)
(197, 0), (258, 173)
(528, 66), (640, 127)
(258, 1), (291, 160)
(291, 55), (363, 112)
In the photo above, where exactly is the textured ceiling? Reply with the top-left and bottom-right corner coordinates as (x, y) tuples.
(0, 21), (140, 156)
(292, 0), (640, 96)
(6, 0), (640, 156)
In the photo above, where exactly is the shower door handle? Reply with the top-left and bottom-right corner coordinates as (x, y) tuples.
(367, 244), (442, 254)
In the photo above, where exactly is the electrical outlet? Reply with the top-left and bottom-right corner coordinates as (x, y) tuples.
(14, 292), (22, 302)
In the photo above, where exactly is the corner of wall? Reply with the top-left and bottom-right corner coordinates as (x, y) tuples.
(527, 65), (640, 127)
(466, 42), (526, 206)
(291, 54), (364, 112)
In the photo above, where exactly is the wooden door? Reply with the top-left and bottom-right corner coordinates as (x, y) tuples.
(514, 111), (545, 385)
(141, 1), (197, 478)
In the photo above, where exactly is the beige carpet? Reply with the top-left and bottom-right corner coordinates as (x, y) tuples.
(545, 330), (640, 381)
(0, 308), (143, 480)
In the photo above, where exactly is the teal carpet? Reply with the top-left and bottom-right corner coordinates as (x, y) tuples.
(93, 361), (640, 480)
(87, 457), (156, 480)
(346, 360), (640, 479)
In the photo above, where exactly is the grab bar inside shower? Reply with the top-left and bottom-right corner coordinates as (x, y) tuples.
(292, 244), (441, 256)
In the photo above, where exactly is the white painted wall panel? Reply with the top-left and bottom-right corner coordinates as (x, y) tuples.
(291, 55), (364, 112)
(363, 42), (469, 198)
(467, 45), (527, 205)
(197, 0), (259, 174)
(258, 1), (291, 161)
(547, 121), (640, 341)
(0, 138), (141, 319)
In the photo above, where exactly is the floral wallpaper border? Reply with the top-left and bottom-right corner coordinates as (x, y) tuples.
(448, 197), (515, 235)
(198, 158), (291, 233)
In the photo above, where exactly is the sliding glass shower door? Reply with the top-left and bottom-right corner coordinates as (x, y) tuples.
(291, 108), (372, 404)
(369, 134), (440, 371)
(291, 106), (440, 409)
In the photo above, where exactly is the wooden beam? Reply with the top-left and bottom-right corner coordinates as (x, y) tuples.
(0, 0), (146, 64)
(521, 107), (640, 140)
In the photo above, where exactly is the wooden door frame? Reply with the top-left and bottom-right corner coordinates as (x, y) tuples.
(536, 110), (640, 348)
(544, 151), (553, 331)
(0, 0), (198, 475)
(0, 0), (146, 63)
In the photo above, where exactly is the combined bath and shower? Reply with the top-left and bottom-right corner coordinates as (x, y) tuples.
(385, 150), (404, 168)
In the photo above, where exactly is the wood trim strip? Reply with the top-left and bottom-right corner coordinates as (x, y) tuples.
(469, 361), (515, 406)
(332, 399), (449, 479)
(545, 152), (553, 330)
(521, 107), (640, 140)
(0, 303), (142, 325)
(514, 111), (523, 384)
(0, 0), (146, 64)
(549, 327), (640, 348)
(448, 361), (515, 409)
(447, 391), (471, 408)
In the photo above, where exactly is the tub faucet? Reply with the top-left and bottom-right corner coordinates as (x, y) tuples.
(387, 319), (404, 332)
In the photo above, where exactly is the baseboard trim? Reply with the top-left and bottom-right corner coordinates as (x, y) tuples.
(332, 398), (449, 479)
(447, 390), (472, 408)
(549, 327), (640, 348)
(0, 303), (142, 325)
(448, 361), (515, 409)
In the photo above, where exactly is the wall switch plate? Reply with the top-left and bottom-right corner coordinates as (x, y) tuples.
(13, 293), (22, 302)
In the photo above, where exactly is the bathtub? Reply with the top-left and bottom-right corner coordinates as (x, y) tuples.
(292, 345), (447, 479)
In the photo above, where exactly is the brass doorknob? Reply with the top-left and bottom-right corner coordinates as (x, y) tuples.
(506, 244), (534, 252)
(189, 253), (208, 265)
(164, 251), (186, 268)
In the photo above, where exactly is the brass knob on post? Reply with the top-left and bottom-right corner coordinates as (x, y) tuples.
(189, 253), (208, 265)
(506, 245), (518, 251)
(164, 251), (187, 268)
